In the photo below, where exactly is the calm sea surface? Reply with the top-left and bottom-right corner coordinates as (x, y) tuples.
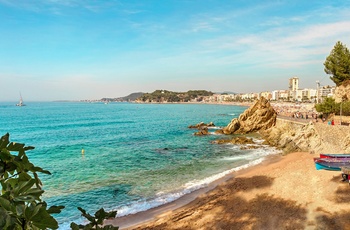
(0, 102), (279, 229)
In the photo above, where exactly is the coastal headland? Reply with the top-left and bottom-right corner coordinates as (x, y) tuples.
(107, 98), (350, 229)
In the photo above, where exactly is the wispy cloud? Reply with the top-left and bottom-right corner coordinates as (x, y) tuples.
(0, 0), (122, 13)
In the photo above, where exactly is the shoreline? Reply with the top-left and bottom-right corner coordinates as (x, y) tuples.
(108, 152), (350, 229)
(105, 154), (282, 229)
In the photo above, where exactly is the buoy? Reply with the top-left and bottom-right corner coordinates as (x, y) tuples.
(81, 148), (85, 154)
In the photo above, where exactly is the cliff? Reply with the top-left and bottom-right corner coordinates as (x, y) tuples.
(261, 119), (350, 154)
(220, 97), (277, 134)
(217, 96), (350, 154)
(334, 80), (350, 102)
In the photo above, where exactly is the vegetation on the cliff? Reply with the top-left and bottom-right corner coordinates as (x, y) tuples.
(324, 41), (350, 86)
(315, 97), (350, 116)
(138, 90), (214, 102)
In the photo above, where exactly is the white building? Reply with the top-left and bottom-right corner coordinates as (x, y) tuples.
(271, 90), (289, 101)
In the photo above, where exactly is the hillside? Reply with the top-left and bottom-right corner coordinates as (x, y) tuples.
(101, 92), (144, 102)
(136, 90), (214, 103)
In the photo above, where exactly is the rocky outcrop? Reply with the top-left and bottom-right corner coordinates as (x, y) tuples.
(261, 119), (350, 154)
(219, 97), (277, 134)
(189, 122), (215, 136)
(334, 80), (350, 103)
(188, 122), (215, 129)
(194, 127), (209, 136)
(212, 136), (255, 145)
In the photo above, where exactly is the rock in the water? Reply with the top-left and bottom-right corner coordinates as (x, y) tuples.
(221, 97), (277, 134)
(194, 127), (209, 136)
(212, 136), (255, 145)
(188, 122), (215, 129)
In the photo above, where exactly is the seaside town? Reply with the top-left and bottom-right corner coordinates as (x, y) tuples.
(3, 1), (350, 229)
(197, 77), (333, 104)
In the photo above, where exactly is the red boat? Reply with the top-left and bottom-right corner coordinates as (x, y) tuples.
(319, 153), (350, 158)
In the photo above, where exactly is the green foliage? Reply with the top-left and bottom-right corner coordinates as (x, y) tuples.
(138, 90), (214, 102)
(315, 97), (337, 114)
(315, 97), (350, 116)
(324, 41), (350, 86)
(71, 207), (118, 230)
(0, 133), (64, 229)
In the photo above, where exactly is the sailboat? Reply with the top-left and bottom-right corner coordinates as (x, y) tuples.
(16, 93), (26, 106)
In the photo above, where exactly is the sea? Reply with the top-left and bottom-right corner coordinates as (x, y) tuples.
(0, 102), (280, 229)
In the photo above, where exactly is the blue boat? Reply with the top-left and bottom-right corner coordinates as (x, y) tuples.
(314, 158), (350, 171)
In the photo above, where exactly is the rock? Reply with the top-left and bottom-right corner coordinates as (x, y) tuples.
(212, 136), (255, 145)
(211, 139), (232, 144)
(194, 127), (209, 136)
(214, 129), (225, 135)
(334, 80), (350, 103)
(240, 145), (260, 150)
(231, 136), (255, 144)
(207, 122), (215, 127)
(260, 120), (321, 154)
(221, 97), (277, 134)
(188, 122), (215, 129)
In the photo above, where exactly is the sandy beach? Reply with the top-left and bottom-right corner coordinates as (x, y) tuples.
(109, 152), (350, 230)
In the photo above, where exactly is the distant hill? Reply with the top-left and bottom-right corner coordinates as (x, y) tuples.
(136, 90), (214, 103)
(215, 91), (237, 95)
(101, 92), (144, 102)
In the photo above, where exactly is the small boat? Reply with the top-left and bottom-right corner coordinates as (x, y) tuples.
(16, 93), (26, 107)
(314, 158), (350, 171)
(314, 157), (350, 162)
(320, 153), (350, 158)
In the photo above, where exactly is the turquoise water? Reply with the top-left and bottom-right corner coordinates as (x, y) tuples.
(0, 102), (278, 229)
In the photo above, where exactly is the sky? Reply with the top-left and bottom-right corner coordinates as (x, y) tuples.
(1, 0), (350, 101)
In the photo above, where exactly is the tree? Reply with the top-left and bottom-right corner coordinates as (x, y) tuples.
(0, 133), (64, 229)
(0, 133), (120, 229)
(324, 41), (350, 86)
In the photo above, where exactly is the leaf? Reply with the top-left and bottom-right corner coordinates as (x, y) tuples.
(0, 150), (12, 161)
(0, 133), (10, 149)
(13, 195), (36, 202)
(95, 208), (107, 224)
(24, 203), (42, 221)
(70, 222), (80, 230)
(32, 166), (51, 175)
(31, 206), (59, 229)
(33, 172), (42, 189)
(0, 207), (12, 229)
(78, 207), (96, 223)
(16, 203), (25, 216)
(23, 146), (35, 151)
(47, 205), (65, 214)
(16, 179), (35, 195)
(0, 197), (13, 211)
(106, 210), (117, 219)
(7, 142), (25, 152)
(25, 187), (45, 198)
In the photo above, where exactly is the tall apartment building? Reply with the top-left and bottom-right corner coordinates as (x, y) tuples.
(289, 77), (299, 91)
(289, 77), (299, 101)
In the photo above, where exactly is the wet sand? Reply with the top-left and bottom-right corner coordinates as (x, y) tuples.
(107, 152), (350, 230)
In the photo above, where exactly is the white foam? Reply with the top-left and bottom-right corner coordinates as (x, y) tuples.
(115, 149), (280, 218)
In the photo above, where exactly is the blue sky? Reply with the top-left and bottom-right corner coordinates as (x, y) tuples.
(1, 0), (350, 101)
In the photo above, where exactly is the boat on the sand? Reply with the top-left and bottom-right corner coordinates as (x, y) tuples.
(314, 157), (350, 171)
(320, 153), (350, 158)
